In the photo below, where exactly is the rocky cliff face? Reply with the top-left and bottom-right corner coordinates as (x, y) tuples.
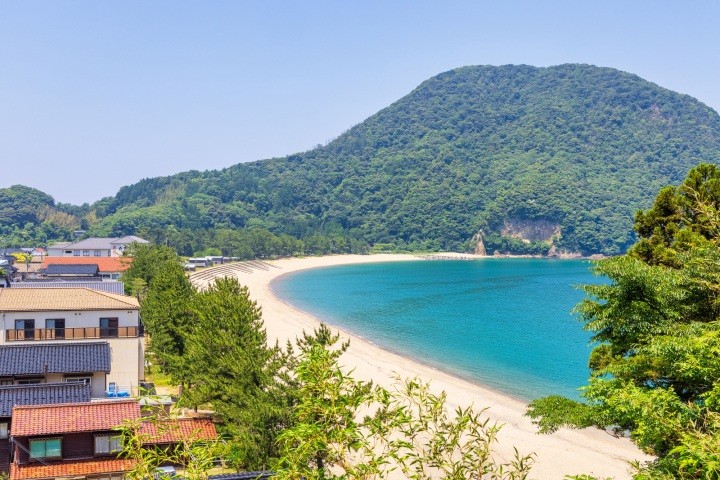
(501, 218), (560, 243)
(472, 232), (487, 256)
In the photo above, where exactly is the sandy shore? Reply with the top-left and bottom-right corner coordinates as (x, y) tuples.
(193, 254), (652, 479)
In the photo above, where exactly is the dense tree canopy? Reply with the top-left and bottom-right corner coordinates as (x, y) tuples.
(5, 65), (720, 256)
(527, 164), (720, 478)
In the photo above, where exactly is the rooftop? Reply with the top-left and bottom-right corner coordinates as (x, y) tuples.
(10, 458), (136, 480)
(48, 236), (149, 252)
(43, 264), (100, 276)
(0, 383), (91, 417)
(0, 288), (139, 311)
(140, 418), (218, 444)
(11, 399), (140, 436)
(41, 256), (133, 272)
(0, 342), (111, 376)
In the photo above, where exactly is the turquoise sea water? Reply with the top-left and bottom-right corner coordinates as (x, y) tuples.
(272, 259), (598, 401)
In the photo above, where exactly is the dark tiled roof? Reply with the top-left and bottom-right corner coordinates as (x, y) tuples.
(0, 383), (91, 417)
(44, 264), (100, 276)
(0, 342), (111, 376)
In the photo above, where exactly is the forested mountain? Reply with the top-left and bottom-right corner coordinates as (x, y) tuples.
(0, 185), (87, 246)
(5, 64), (720, 255)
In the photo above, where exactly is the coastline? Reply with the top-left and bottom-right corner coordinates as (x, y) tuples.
(193, 253), (651, 479)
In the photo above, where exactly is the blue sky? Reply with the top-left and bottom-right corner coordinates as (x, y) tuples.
(2, 1), (719, 205)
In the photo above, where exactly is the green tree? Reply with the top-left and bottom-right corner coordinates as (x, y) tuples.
(527, 164), (720, 478)
(182, 277), (292, 469)
(121, 243), (184, 297)
(141, 259), (196, 384)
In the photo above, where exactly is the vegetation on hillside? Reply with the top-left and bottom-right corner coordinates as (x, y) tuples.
(0, 185), (86, 246)
(90, 64), (720, 256)
(4, 65), (720, 256)
(527, 164), (720, 478)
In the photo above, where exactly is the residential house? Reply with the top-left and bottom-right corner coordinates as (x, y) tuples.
(0, 289), (144, 394)
(9, 400), (140, 480)
(0, 383), (91, 474)
(42, 264), (101, 280)
(0, 342), (111, 398)
(46, 237), (149, 258)
(8, 401), (218, 480)
(40, 257), (132, 281)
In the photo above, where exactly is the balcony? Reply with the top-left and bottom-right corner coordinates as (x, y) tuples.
(5, 326), (139, 341)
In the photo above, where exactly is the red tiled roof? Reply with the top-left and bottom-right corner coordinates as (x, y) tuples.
(10, 458), (136, 480)
(11, 400), (141, 436)
(41, 256), (133, 272)
(140, 418), (218, 444)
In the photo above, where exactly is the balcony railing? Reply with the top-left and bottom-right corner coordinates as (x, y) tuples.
(5, 326), (139, 341)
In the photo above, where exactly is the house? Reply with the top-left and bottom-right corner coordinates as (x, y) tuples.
(41, 257), (132, 280)
(42, 264), (101, 279)
(0, 383), (91, 474)
(0, 288), (144, 394)
(8, 401), (218, 480)
(9, 400), (141, 480)
(46, 236), (149, 258)
(0, 342), (111, 398)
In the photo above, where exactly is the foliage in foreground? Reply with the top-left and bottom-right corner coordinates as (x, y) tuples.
(274, 343), (534, 480)
(526, 164), (720, 478)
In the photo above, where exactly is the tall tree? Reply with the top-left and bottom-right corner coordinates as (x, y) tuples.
(140, 259), (195, 384)
(121, 243), (184, 297)
(182, 277), (292, 469)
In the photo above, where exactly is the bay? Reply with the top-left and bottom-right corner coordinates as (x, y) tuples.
(272, 258), (598, 401)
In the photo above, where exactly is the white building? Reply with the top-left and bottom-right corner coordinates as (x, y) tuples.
(0, 288), (144, 394)
(46, 236), (149, 258)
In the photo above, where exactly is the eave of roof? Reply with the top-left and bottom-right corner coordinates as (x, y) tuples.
(10, 458), (136, 480)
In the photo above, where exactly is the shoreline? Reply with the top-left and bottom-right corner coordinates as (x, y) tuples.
(268, 269), (534, 406)
(192, 253), (651, 479)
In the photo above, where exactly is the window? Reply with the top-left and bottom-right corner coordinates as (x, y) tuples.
(0, 422), (8, 439)
(94, 434), (122, 455)
(99, 318), (118, 338)
(29, 438), (62, 460)
(83, 250), (90, 256)
(45, 318), (65, 339)
(0, 379), (13, 386)
(65, 376), (91, 386)
(94, 250), (101, 256)
(17, 378), (42, 385)
(73, 250), (80, 256)
(15, 319), (34, 340)
(64, 250), (72, 254)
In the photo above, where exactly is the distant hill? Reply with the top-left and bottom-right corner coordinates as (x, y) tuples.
(5, 64), (720, 255)
(0, 185), (85, 246)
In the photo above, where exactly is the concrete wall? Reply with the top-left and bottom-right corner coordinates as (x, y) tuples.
(1, 309), (139, 336)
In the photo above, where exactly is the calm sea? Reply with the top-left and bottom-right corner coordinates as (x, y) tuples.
(272, 259), (598, 401)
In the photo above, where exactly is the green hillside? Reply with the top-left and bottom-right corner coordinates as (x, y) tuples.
(5, 64), (720, 255)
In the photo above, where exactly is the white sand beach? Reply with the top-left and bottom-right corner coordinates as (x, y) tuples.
(193, 254), (653, 479)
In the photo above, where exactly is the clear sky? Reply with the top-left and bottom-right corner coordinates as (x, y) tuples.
(2, 1), (719, 205)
